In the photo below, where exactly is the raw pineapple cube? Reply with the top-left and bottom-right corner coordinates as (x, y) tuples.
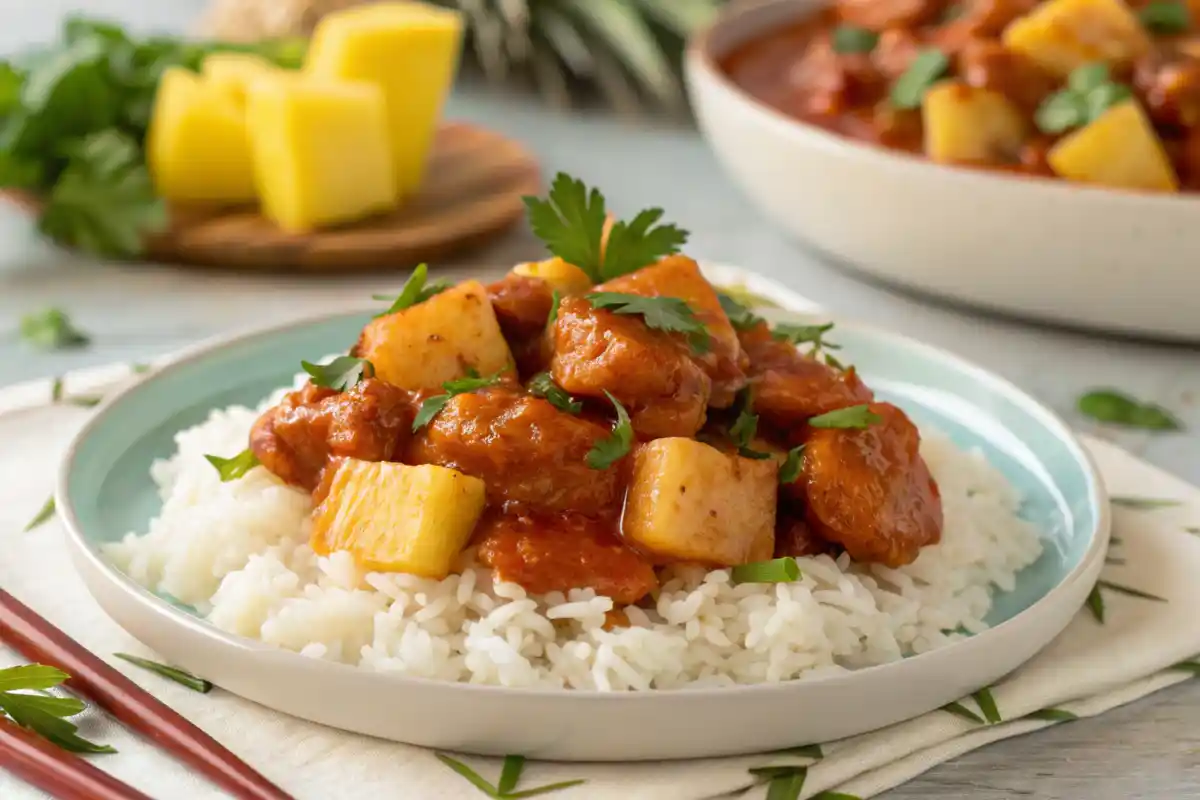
(922, 80), (1027, 164)
(356, 279), (514, 390)
(312, 459), (486, 578)
(245, 76), (398, 231)
(201, 52), (281, 108)
(621, 438), (777, 566)
(305, 2), (464, 196)
(1002, 0), (1151, 76)
(147, 67), (256, 204)
(1047, 100), (1179, 191)
(511, 257), (593, 295)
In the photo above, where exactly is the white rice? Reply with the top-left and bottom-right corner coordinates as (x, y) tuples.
(106, 394), (1044, 691)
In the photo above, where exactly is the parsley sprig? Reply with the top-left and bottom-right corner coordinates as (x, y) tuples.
(413, 370), (507, 431)
(586, 292), (711, 353)
(586, 392), (634, 469)
(302, 356), (374, 391)
(0, 664), (114, 753)
(729, 388), (770, 459)
(19, 307), (90, 350)
(372, 263), (448, 316)
(528, 372), (581, 414)
(523, 173), (688, 282)
(809, 405), (883, 430)
(779, 446), (805, 484)
(1034, 63), (1132, 135)
(773, 322), (840, 357)
(717, 292), (764, 332)
(204, 449), (260, 482)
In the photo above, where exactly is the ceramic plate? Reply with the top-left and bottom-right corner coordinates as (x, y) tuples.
(58, 266), (1108, 761)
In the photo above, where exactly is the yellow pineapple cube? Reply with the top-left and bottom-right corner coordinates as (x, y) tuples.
(1002, 0), (1151, 76)
(1047, 100), (1179, 191)
(201, 52), (281, 108)
(312, 459), (486, 578)
(305, 2), (464, 196)
(245, 76), (398, 231)
(512, 257), (593, 295)
(922, 80), (1027, 164)
(621, 438), (778, 566)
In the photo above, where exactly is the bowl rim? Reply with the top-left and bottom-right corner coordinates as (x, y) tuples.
(56, 275), (1110, 703)
(685, 0), (1198, 206)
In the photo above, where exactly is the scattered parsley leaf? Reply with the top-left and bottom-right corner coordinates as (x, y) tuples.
(66, 394), (103, 407)
(824, 353), (845, 371)
(412, 371), (506, 431)
(528, 372), (581, 414)
(204, 449), (260, 482)
(0, 666), (70, 693)
(1028, 708), (1079, 722)
(1035, 63), (1134, 135)
(586, 391), (633, 469)
(548, 289), (561, 326)
(412, 395), (451, 431)
(1034, 90), (1088, 134)
(1186, 527), (1200, 535)
(1170, 660), (1200, 675)
(729, 387), (759, 449)
(1139, 0), (1190, 32)
(51, 376), (64, 402)
(808, 405), (882, 430)
(1086, 583), (1105, 623)
(890, 49), (949, 109)
(130, 362), (152, 374)
(523, 173), (608, 281)
(972, 687), (1002, 724)
(1111, 496), (1181, 509)
(1077, 389), (1181, 431)
(372, 264), (448, 316)
(19, 307), (90, 350)
(114, 653), (211, 693)
(772, 322), (840, 353)
(1070, 62), (1111, 94)
(586, 292), (711, 353)
(941, 701), (984, 724)
(0, 664), (113, 754)
(1096, 579), (1167, 602)
(832, 25), (879, 54)
(717, 292), (764, 332)
(731, 557), (801, 584)
(301, 356), (374, 392)
(23, 496), (56, 532)
(600, 206), (688, 280)
(779, 446), (805, 484)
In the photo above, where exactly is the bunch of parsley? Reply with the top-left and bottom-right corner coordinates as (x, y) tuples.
(0, 16), (303, 258)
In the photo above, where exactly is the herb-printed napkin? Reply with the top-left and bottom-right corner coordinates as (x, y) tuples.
(2, 365), (1199, 800)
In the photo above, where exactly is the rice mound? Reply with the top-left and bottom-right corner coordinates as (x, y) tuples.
(106, 395), (1044, 691)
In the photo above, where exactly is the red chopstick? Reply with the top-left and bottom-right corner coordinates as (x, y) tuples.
(0, 715), (152, 800)
(0, 588), (294, 800)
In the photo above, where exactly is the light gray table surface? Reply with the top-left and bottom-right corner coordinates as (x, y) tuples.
(2, 2), (1199, 798)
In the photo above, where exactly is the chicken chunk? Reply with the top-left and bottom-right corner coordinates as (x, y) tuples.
(799, 402), (943, 567)
(787, 32), (888, 116)
(774, 514), (837, 559)
(1134, 50), (1200, 128)
(957, 38), (1057, 112)
(250, 379), (413, 490)
(488, 273), (555, 377)
(407, 385), (621, 514)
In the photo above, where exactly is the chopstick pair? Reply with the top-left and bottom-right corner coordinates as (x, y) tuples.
(0, 588), (294, 800)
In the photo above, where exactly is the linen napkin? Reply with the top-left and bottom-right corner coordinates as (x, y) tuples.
(1, 365), (1199, 800)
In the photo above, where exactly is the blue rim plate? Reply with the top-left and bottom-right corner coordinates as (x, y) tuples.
(57, 266), (1109, 761)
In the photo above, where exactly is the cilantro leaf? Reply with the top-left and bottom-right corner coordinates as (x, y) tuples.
(1077, 389), (1181, 430)
(600, 207), (688, 280)
(302, 356), (374, 391)
(528, 372), (582, 414)
(19, 307), (90, 350)
(586, 292), (712, 354)
(586, 391), (634, 469)
(412, 395), (451, 432)
(779, 446), (805, 484)
(773, 322), (840, 354)
(548, 289), (561, 326)
(0, 664), (113, 754)
(412, 370), (507, 431)
(204, 449), (260, 482)
(729, 387), (759, 447)
(523, 173), (608, 281)
(372, 263), (448, 316)
(717, 292), (764, 332)
(808, 405), (883, 430)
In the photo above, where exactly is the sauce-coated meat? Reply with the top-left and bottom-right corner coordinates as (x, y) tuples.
(799, 402), (943, 567)
(774, 513), (837, 558)
(488, 274), (555, 377)
(250, 379), (413, 491)
(408, 385), (620, 514)
(476, 513), (658, 605)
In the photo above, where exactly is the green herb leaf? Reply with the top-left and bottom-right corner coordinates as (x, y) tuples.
(831, 25), (879, 54)
(586, 292), (711, 353)
(808, 405), (882, 430)
(1186, 527), (1200, 535)
(1096, 579), (1167, 602)
(1138, 0), (1190, 32)
(528, 372), (582, 414)
(1069, 62), (1111, 94)
(0, 665), (69, 693)
(586, 391), (634, 469)
(770, 744), (823, 759)
(435, 753), (499, 797)
(1170, 660), (1200, 674)
(66, 394), (103, 408)
(412, 371), (507, 432)
(824, 353), (845, 371)
(1111, 496), (1181, 509)
(1028, 708), (1079, 722)
(772, 322), (840, 353)
(717, 292), (764, 332)
(1086, 583), (1105, 623)
(715, 284), (781, 311)
(497, 755), (525, 795)
(505, 780), (589, 799)
(523, 173), (609, 282)
(890, 49), (949, 109)
(24, 496), (56, 532)
(810, 793), (863, 800)
(1083, 82), (1132, 122)
(19, 308), (90, 350)
(0, 695), (115, 753)
(548, 289), (561, 326)
(779, 446), (805, 484)
(972, 687), (1002, 724)
(1077, 390), (1181, 431)
(941, 701), (984, 724)
(204, 449), (260, 482)
(130, 362), (152, 374)
(51, 377), (64, 402)
(731, 557), (801, 584)
(434, 752), (585, 799)
(1034, 90), (1088, 134)
(601, 206), (688, 280)
(113, 653), (212, 693)
(729, 387), (759, 450)
(301, 356), (374, 392)
(412, 395), (452, 432)
(373, 264), (448, 316)
(764, 769), (806, 800)
(738, 447), (773, 460)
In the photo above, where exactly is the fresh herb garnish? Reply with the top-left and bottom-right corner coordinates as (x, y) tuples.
(435, 752), (586, 798)
(731, 557), (801, 584)
(808, 405), (882, 430)
(412, 371), (507, 431)
(301, 356), (374, 391)
(717, 292), (764, 332)
(771, 744), (823, 759)
(24, 496), (56, 532)
(372, 263), (448, 316)
(114, 653), (211, 693)
(773, 322), (840, 356)
(528, 372), (581, 414)
(51, 376), (64, 402)
(779, 446), (805, 484)
(523, 173), (687, 282)
(824, 353), (845, 371)
(547, 289), (561, 326)
(1029, 708), (1079, 722)
(1077, 389), (1181, 431)
(1035, 63), (1133, 134)
(1170, 660), (1200, 674)
(1086, 583), (1105, 622)
(890, 49), (949, 109)
(831, 25), (879, 54)
(1111, 496), (1180, 509)
(1096, 579), (1166, 602)
(941, 700), (985, 724)
(810, 793), (863, 800)
(1138, 0), (1190, 32)
(0, 664), (114, 753)
(585, 391), (634, 469)
(729, 387), (769, 459)
(586, 292), (711, 353)
(972, 687), (1002, 724)
(19, 308), (90, 350)
(761, 767), (807, 799)
(715, 284), (781, 311)
(204, 449), (260, 482)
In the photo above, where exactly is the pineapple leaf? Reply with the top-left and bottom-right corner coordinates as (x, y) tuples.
(631, 0), (724, 38)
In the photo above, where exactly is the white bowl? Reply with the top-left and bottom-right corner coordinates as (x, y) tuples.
(685, 0), (1200, 341)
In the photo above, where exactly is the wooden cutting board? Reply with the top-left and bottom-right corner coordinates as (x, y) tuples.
(3, 121), (541, 272)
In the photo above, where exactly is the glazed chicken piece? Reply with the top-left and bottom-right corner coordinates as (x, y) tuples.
(774, 512), (837, 559)
(796, 402), (943, 567)
(487, 273), (555, 377)
(407, 385), (621, 514)
(250, 379), (414, 491)
(549, 295), (711, 440)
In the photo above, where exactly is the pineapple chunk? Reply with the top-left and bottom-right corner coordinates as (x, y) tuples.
(356, 279), (514, 390)
(922, 80), (1027, 164)
(1002, 0), (1151, 77)
(512, 257), (593, 295)
(245, 75), (398, 232)
(622, 438), (777, 566)
(312, 459), (486, 578)
(200, 52), (280, 108)
(306, 2), (464, 196)
(1047, 100), (1179, 191)
(147, 67), (256, 204)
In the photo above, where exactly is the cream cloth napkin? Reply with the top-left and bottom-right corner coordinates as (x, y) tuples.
(1, 365), (1199, 800)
